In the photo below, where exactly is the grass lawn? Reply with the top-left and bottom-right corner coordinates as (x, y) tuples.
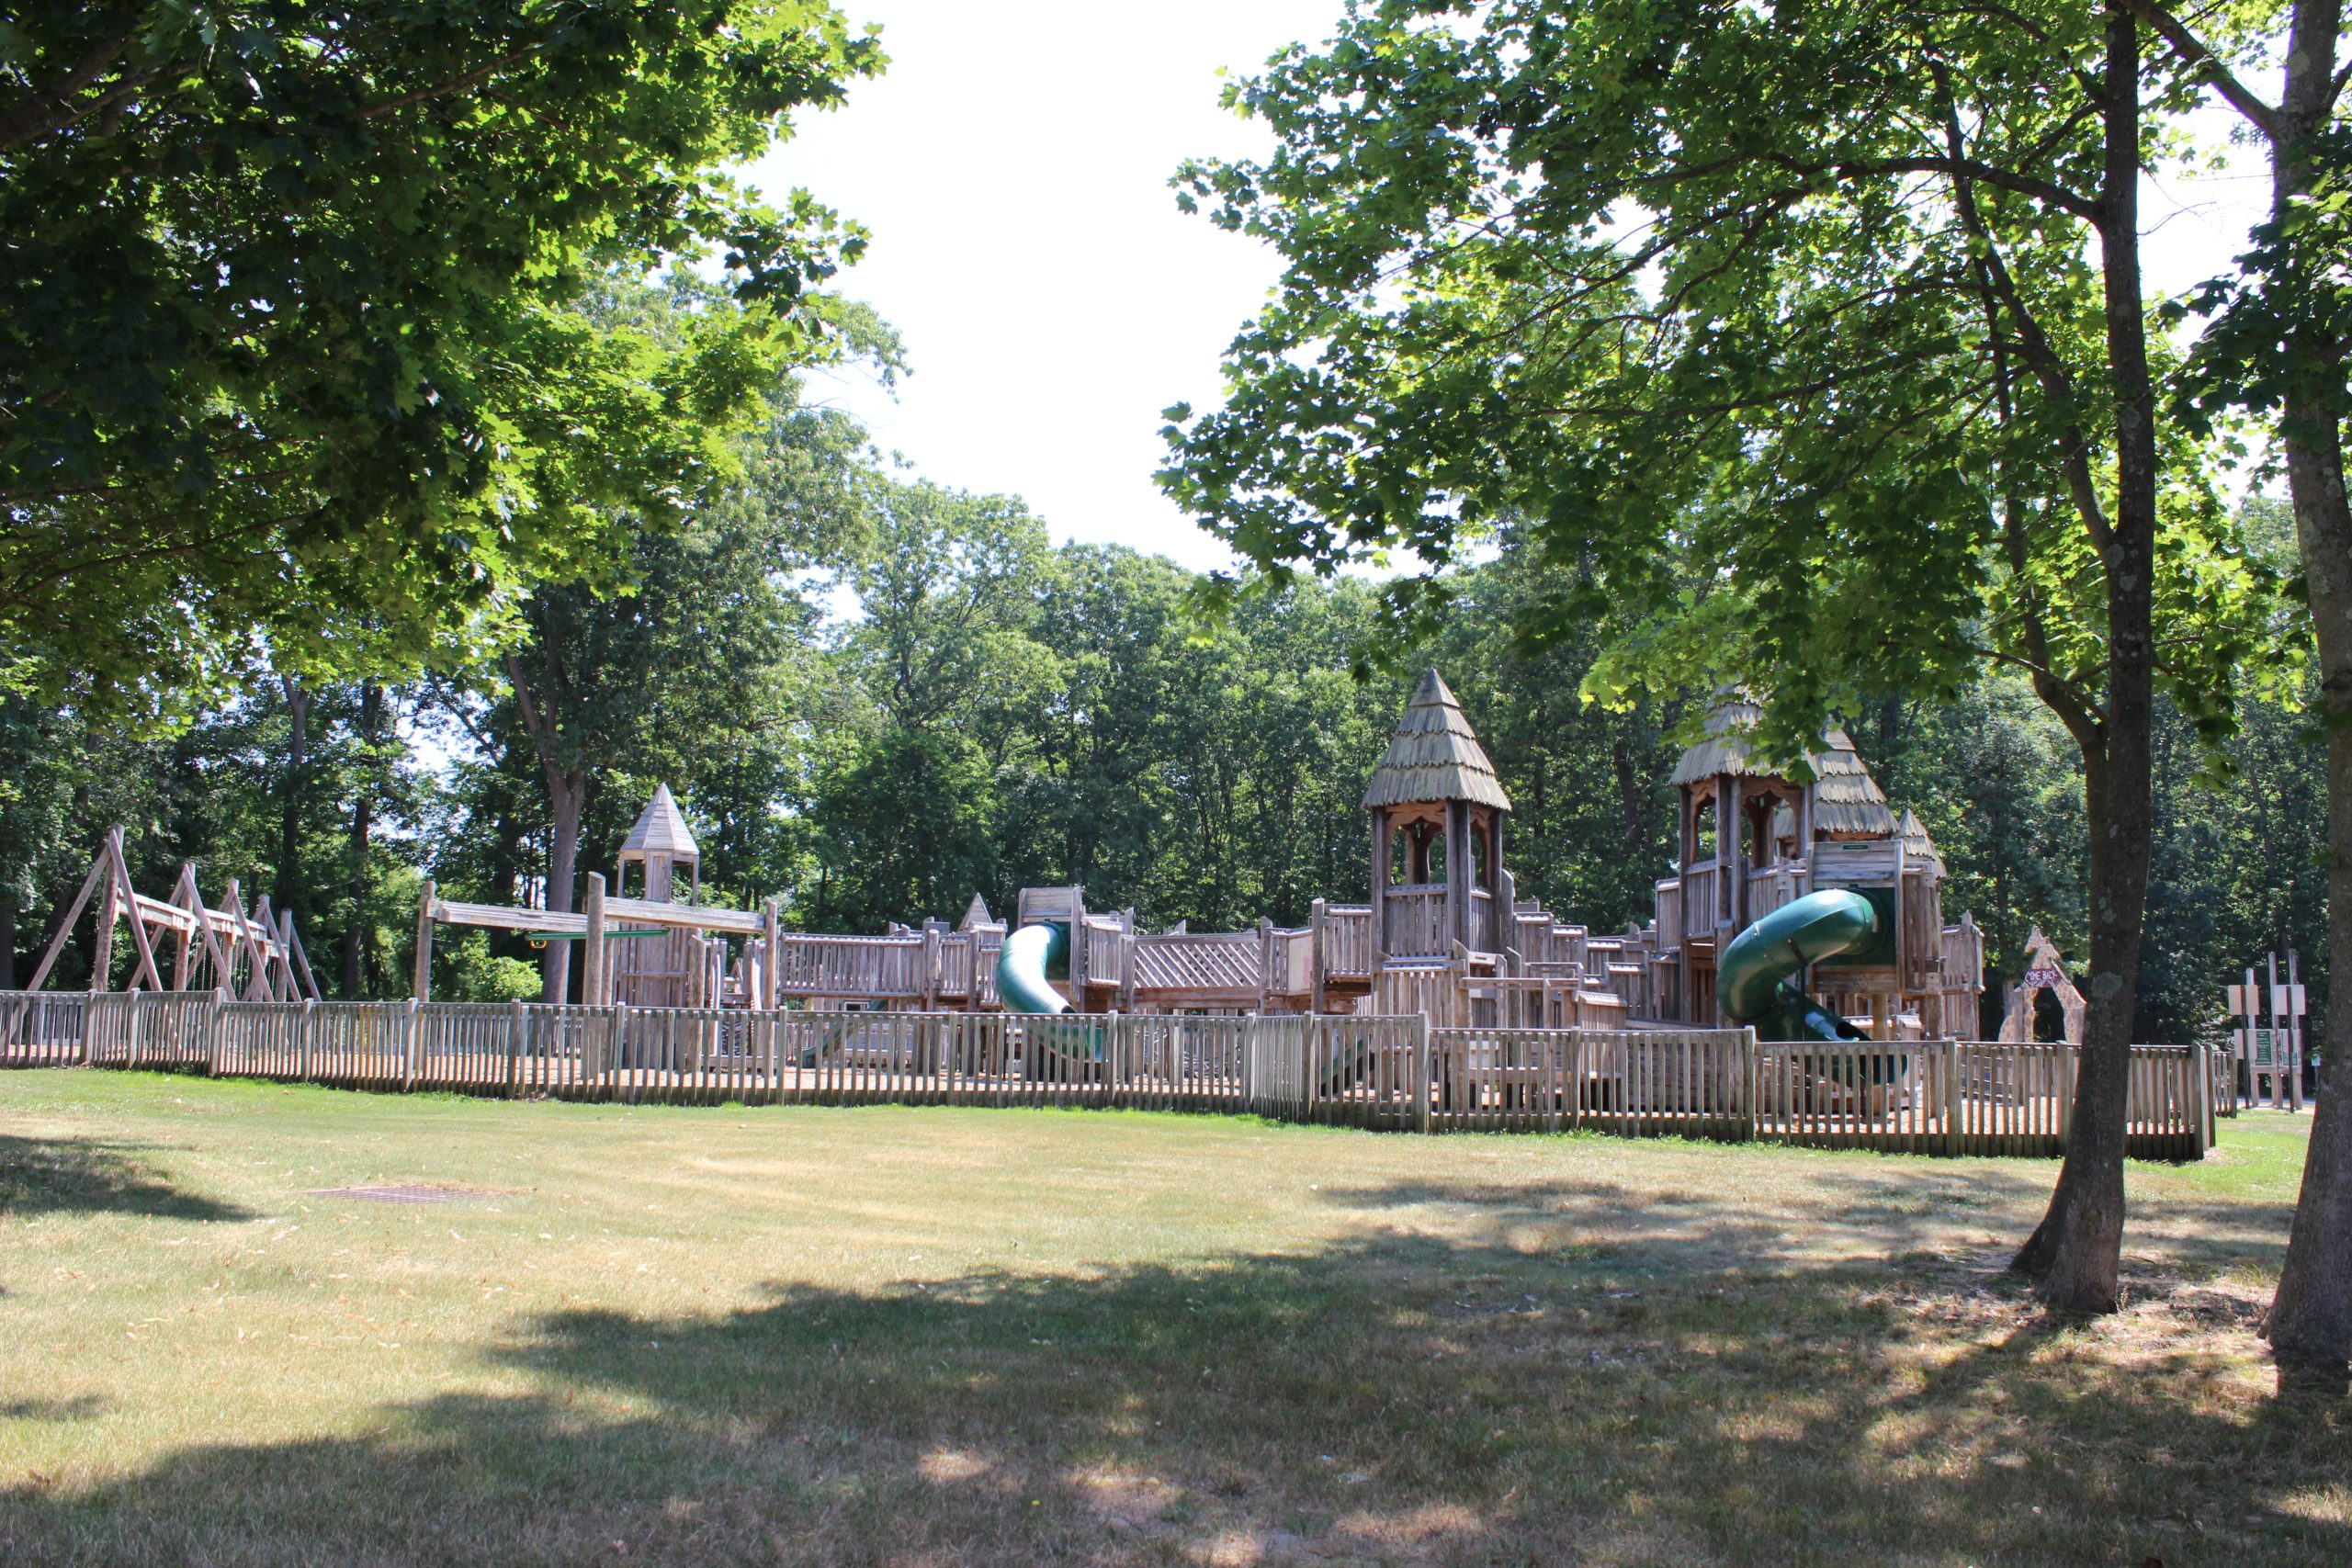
(0, 1071), (2343, 1566)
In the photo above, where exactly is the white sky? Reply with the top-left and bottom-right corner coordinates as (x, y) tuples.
(746, 4), (2277, 576)
(746, 0), (1343, 575)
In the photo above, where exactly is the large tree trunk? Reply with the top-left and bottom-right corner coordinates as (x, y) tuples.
(2264, 0), (2352, 1380)
(2271, 408), (2352, 1379)
(276, 673), (310, 917)
(2010, 9), (2162, 1314)
(540, 766), (586, 1004)
(339, 679), (382, 998)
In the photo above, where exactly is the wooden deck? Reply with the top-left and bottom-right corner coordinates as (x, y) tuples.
(0, 991), (2219, 1158)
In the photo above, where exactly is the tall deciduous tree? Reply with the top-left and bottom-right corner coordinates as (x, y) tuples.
(2139, 0), (2352, 1378)
(0, 0), (879, 711)
(1161, 0), (2281, 1310)
(490, 282), (884, 999)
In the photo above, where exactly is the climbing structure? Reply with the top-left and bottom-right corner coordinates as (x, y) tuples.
(386, 677), (1981, 1038)
(1646, 696), (1984, 1035)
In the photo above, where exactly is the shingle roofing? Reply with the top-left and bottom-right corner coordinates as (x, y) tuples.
(1667, 697), (1896, 837)
(1362, 669), (1512, 811)
(618, 783), (700, 862)
(1897, 809), (1947, 876)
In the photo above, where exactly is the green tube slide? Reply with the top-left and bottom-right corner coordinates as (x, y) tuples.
(996, 922), (1071, 1016)
(1717, 889), (1878, 1043)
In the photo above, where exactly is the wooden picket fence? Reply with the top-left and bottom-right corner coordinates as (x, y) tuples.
(0, 991), (2216, 1158)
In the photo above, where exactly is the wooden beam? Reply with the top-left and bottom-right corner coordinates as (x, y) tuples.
(413, 877), (435, 1002)
(762, 897), (782, 1011)
(222, 881), (274, 1002)
(582, 874), (607, 1007)
(104, 828), (166, 991)
(25, 852), (106, 992)
(283, 910), (322, 1001)
(177, 863), (235, 992)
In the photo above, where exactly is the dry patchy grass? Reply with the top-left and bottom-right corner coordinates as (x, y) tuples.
(0, 1070), (2342, 1566)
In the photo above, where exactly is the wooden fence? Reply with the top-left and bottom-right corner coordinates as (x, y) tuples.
(0, 991), (2217, 1158)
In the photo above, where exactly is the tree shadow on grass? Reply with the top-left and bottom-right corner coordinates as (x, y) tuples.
(0, 1134), (254, 1222)
(1, 1175), (2342, 1567)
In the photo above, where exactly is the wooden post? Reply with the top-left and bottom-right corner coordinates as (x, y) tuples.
(763, 898), (783, 1010)
(91, 843), (120, 993)
(1942, 1039), (1963, 1156)
(922, 922), (941, 1011)
(300, 995), (315, 1082)
(413, 878), (435, 1002)
(1369, 811), (1392, 956)
(124, 986), (144, 1069)
(1487, 811), (1507, 955)
(507, 998), (526, 1099)
(1722, 773), (1745, 936)
(2190, 1037), (2212, 1158)
(167, 864), (193, 989)
(1309, 899), (1328, 1016)
(1443, 801), (1468, 951)
(582, 874), (607, 1007)
(402, 995), (422, 1092)
(2287, 948), (2305, 1111)
(1412, 1011), (1431, 1134)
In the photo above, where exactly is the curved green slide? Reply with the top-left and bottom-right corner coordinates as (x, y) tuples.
(996, 922), (1072, 1016)
(1717, 889), (1877, 1043)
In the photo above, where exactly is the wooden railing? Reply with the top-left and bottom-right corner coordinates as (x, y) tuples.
(1681, 863), (1724, 932)
(1382, 884), (1448, 957)
(1264, 926), (1314, 997)
(1317, 903), (1375, 980)
(1940, 921), (1984, 993)
(1083, 919), (1129, 989)
(0, 992), (2219, 1158)
(1746, 862), (1809, 921)
(770, 934), (927, 998)
(1654, 879), (1683, 953)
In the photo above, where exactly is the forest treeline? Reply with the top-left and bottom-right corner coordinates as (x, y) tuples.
(1, 370), (2318, 1042)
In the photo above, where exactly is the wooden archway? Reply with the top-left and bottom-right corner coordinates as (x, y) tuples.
(1996, 925), (2086, 1044)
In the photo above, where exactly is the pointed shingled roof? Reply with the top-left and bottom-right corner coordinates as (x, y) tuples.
(618, 783), (700, 862)
(960, 893), (996, 931)
(1666, 696), (1895, 837)
(1363, 669), (1512, 811)
(1896, 808), (1947, 876)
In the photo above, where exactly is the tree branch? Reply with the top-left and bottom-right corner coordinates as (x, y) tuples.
(0, 31), (138, 152)
(2111, 0), (2286, 140)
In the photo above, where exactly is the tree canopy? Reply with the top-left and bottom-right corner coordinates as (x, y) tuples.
(0, 0), (880, 711)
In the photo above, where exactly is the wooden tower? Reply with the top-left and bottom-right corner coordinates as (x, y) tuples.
(1659, 696), (1979, 1033)
(1364, 670), (1513, 960)
(615, 783), (700, 903)
(610, 784), (705, 1008)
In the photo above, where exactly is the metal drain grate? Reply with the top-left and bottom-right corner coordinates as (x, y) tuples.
(309, 1184), (496, 1204)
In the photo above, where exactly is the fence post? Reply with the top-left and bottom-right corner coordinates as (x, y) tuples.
(295, 995), (312, 1082)
(402, 996), (422, 1092)
(1942, 1039), (1963, 1156)
(1742, 1027), (1759, 1142)
(507, 998), (526, 1099)
(605, 1001), (627, 1102)
(2190, 1043), (2212, 1159)
(2057, 1043), (2075, 1148)
(124, 988), (144, 1070)
(1413, 1013), (1431, 1134)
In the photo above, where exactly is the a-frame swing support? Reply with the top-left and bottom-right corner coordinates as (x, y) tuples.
(22, 829), (322, 1000)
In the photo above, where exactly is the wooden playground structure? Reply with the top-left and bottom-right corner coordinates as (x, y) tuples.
(5, 670), (2251, 1157)
(19, 826), (321, 1002)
